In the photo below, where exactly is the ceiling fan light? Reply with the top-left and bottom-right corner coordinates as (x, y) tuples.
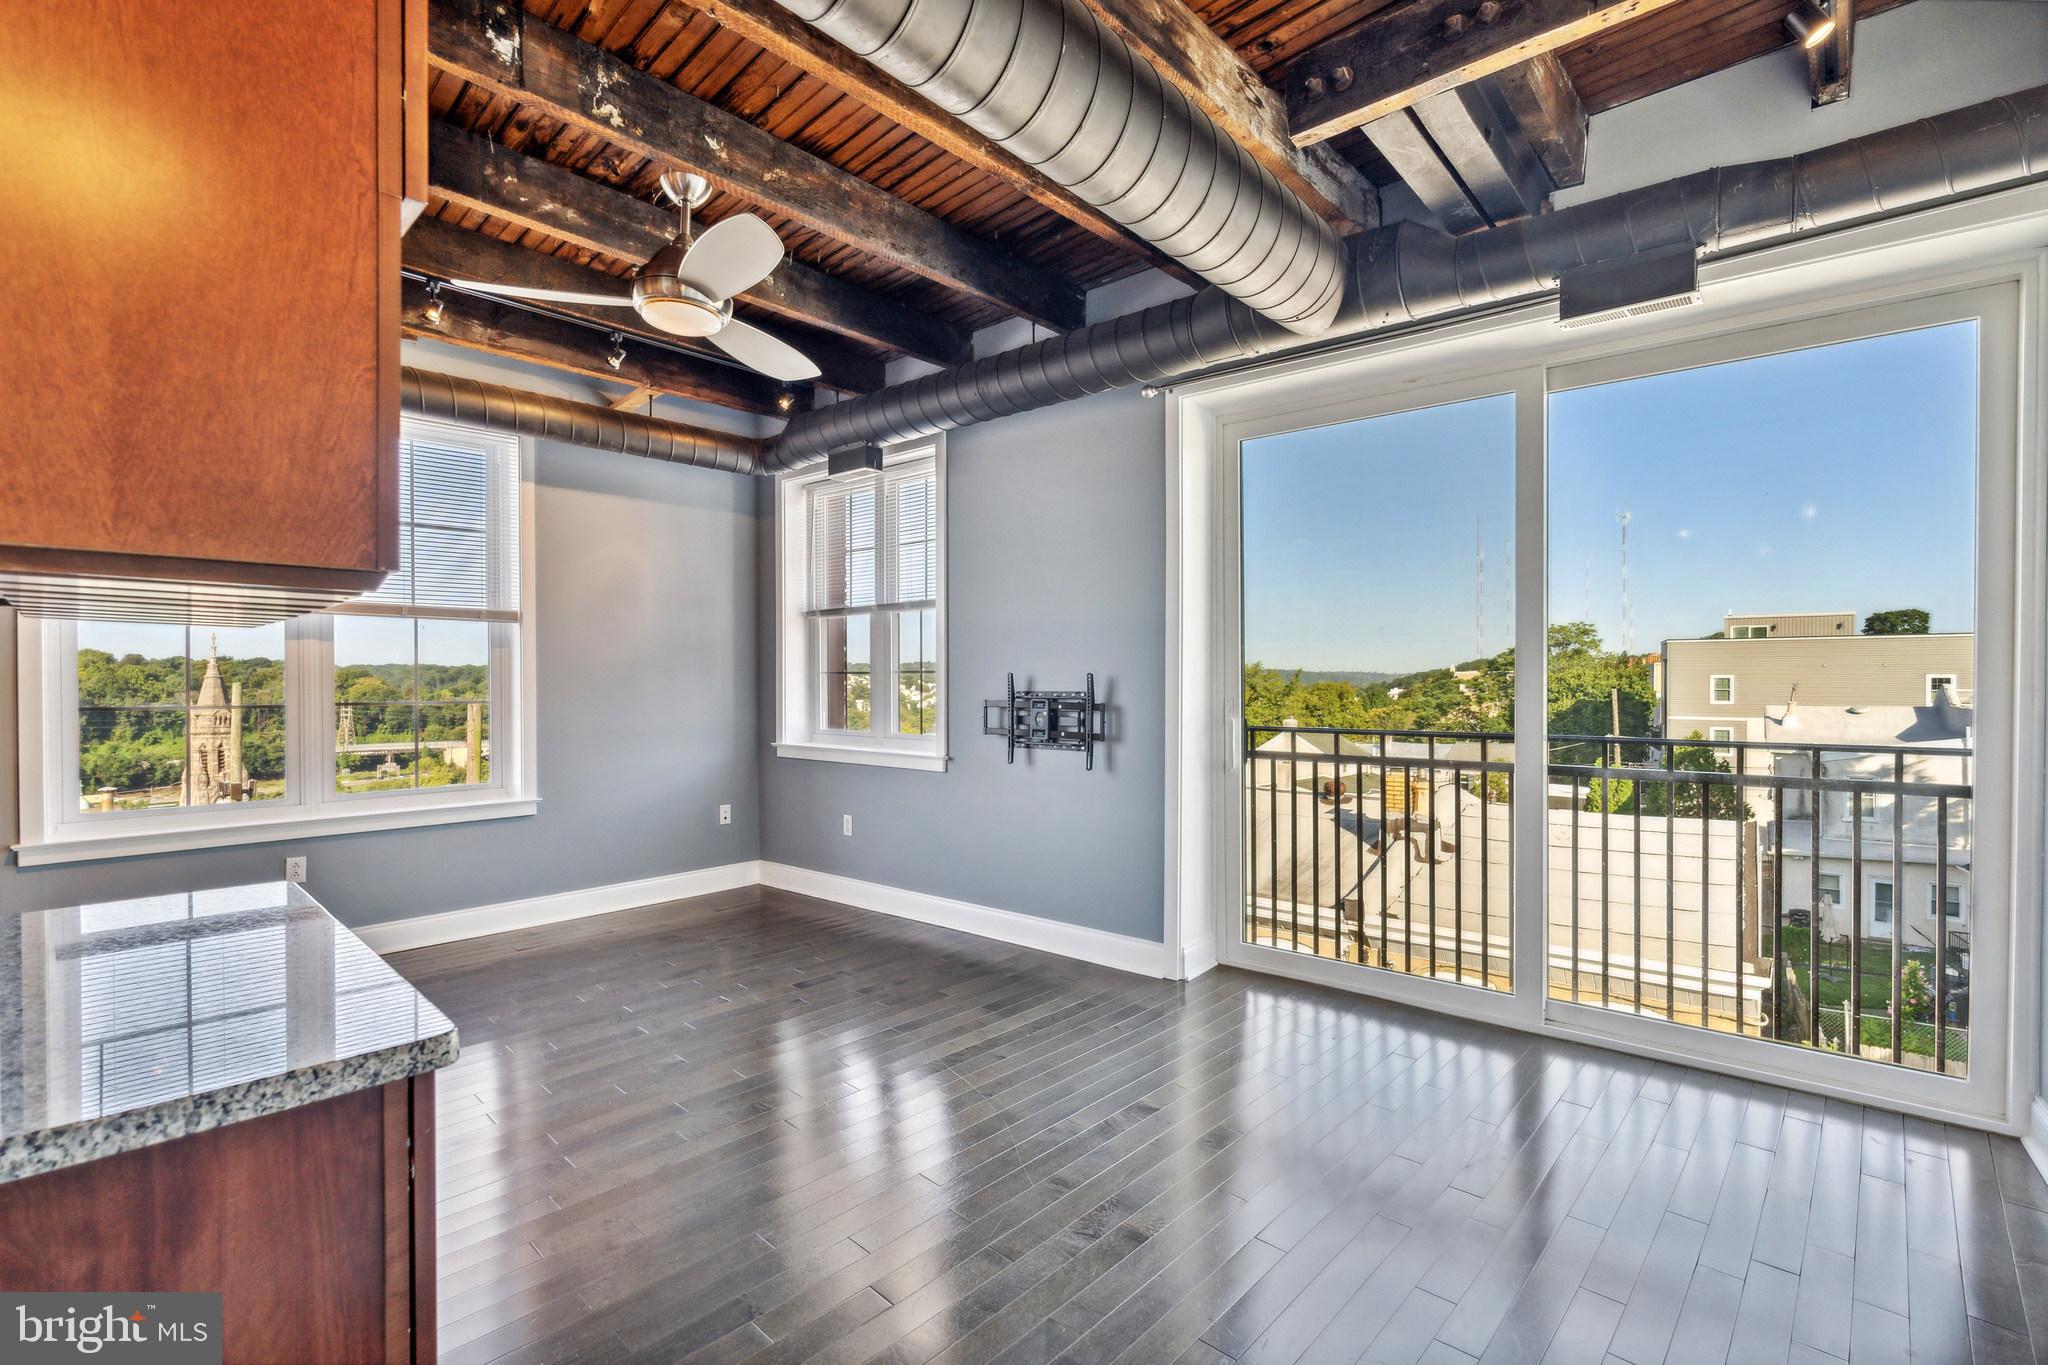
(638, 295), (725, 338)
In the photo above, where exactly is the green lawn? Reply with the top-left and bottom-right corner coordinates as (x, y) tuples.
(1769, 925), (1964, 1064)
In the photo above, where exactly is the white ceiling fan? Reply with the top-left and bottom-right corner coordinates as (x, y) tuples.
(446, 172), (821, 383)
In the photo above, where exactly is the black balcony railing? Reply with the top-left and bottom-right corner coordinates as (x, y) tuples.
(1243, 725), (1515, 992)
(1244, 725), (1973, 1076)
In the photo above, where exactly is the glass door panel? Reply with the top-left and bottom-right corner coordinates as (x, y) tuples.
(1240, 393), (1517, 992)
(1545, 320), (1979, 1077)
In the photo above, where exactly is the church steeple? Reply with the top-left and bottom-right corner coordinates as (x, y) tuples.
(183, 631), (245, 804)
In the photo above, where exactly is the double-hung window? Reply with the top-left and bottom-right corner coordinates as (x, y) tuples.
(775, 441), (946, 770)
(14, 415), (537, 865)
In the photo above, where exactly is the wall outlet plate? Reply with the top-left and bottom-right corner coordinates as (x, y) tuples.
(284, 856), (308, 884)
(842, 814), (854, 836)
(718, 804), (732, 826)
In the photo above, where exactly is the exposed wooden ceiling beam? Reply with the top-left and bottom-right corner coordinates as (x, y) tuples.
(1363, 112), (1488, 234)
(1284, 0), (1689, 147)
(1808, 0), (1854, 106)
(429, 0), (1085, 331)
(1486, 54), (1587, 191)
(1410, 81), (1551, 225)
(427, 122), (967, 367)
(404, 216), (886, 394)
(402, 277), (789, 414)
(669, 0), (1199, 286)
(1073, 0), (1378, 234)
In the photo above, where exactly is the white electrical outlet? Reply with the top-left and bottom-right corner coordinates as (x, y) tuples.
(284, 856), (308, 884)
(718, 804), (732, 826)
(842, 814), (854, 837)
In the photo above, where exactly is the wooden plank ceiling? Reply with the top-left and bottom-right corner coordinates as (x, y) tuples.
(408, 0), (1911, 413)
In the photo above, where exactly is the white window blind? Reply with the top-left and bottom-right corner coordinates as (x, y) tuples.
(344, 418), (521, 622)
(806, 464), (937, 619)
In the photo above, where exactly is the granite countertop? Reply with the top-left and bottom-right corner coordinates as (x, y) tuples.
(0, 881), (457, 1184)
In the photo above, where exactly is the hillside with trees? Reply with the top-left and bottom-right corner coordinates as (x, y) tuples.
(1245, 621), (1655, 746)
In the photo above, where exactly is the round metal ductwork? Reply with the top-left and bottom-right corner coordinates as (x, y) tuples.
(768, 84), (2048, 473)
(1352, 85), (2048, 328)
(771, 0), (1346, 337)
(400, 368), (764, 474)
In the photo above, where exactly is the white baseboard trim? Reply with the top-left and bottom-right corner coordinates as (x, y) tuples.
(758, 862), (1175, 978)
(1180, 935), (1218, 980)
(2026, 1096), (2048, 1186)
(358, 857), (1175, 979)
(356, 860), (763, 954)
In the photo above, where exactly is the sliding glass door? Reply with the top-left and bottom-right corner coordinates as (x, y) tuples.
(1221, 280), (2020, 1118)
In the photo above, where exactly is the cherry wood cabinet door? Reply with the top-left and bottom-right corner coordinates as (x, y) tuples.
(0, 1), (401, 583)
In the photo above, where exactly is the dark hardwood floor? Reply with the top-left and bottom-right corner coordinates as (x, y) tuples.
(390, 886), (2048, 1365)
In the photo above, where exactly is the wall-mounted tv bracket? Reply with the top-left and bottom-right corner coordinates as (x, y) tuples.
(983, 674), (1107, 770)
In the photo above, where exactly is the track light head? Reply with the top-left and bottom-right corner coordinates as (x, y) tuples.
(1784, 0), (1835, 49)
(607, 333), (627, 371)
(422, 281), (446, 327)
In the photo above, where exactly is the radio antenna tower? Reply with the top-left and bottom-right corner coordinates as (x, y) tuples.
(1475, 514), (1486, 659)
(1617, 507), (1634, 655)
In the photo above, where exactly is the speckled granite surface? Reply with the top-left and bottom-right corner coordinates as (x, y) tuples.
(0, 882), (457, 1184)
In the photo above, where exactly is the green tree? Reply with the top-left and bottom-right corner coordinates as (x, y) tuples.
(1862, 608), (1930, 635)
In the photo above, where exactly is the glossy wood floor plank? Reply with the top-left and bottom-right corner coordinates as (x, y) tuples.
(389, 886), (2045, 1365)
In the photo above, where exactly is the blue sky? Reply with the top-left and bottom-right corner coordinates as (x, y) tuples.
(1243, 321), (1978, 674)
(79, 617), (487, 670)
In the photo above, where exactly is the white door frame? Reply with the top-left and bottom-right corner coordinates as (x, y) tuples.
(1164, 180), (2048, 1132)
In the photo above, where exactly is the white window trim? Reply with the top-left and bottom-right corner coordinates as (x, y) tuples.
(13, 434), (539, 868)
(1932, 881), (1968, 924)
(1927, 673), (1958, 705)
(1709, 674), (1736, 704)
(773, 437), (948, 772)
(1708, 726), (1735, 743)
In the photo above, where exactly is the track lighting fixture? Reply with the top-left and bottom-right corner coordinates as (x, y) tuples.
(607, 333), (627, 371)
(1784, 0), (1835, 49)
(422, 281), (446, 327)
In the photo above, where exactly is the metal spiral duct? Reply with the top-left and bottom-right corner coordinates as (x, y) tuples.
(1353, 85), (2048, 328)
(769, 84), (2048, 472)
(770, 0), (1346, 337)
(767, 286), (1299, 467)
(400, 368), (765, 474)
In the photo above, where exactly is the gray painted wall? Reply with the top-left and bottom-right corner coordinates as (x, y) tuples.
(757, 384), (1169, 943)
(0, 428), (763, 930)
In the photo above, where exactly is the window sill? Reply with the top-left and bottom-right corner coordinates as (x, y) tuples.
(773, 741), (949, 773)
(13, 796), (540, 868)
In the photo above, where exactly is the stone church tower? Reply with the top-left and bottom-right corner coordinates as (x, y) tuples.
(183, 635), (246, 804)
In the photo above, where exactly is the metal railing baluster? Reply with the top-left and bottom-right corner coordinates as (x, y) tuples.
(1703, 773), (1714, 1031)
(1734, 747), (1746, 1036)
(1936, 794), (1949, 1074)
(1892, 752), (1905, 1065)
(1665, 742), (1676, 1019)
(1850, 790), (1863, 1058)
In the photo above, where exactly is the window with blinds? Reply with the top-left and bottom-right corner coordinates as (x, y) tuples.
(332, 416), (522, 797)
(35, 412), (536, 853)
(793, 450), (943, 751)
(806, 465), (937, 620)
(352, 419), (522, 622)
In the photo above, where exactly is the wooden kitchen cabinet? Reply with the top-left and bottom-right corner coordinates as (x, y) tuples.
(0, 1), (425, 621)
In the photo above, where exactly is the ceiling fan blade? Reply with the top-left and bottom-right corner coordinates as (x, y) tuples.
(710, 317), (821, 383)
(678, 215), (785, 300)
(446, 278), (636, 308)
